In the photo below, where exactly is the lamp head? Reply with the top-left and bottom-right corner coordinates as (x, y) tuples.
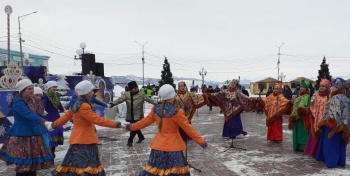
(80, 42), (86, 49)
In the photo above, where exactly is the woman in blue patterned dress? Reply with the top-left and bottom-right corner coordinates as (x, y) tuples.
(0, 79), (54, 176)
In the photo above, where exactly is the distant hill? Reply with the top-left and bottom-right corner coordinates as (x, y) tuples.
(112, 75), (251, 87)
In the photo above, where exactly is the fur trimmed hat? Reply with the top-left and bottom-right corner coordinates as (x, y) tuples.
(127, 81), (138, 90)
(16, 79), (33, 93)
(332, 77), (346, 90)
(34, 87), (43, 95)
(75, 80), (95, 96)
(178, 81), (186, 88)
(159, 84), (175, 100)
(230, 79), (239, 86)
(46, 81), (58, 89)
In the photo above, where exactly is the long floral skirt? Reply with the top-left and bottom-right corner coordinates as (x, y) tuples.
(52, 144), (105, 176)
(0, 134), (54, 172)
(139, 149), (190, 176)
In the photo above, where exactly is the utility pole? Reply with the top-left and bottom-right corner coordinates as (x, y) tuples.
(18, 11), (37, 66)
(198, 67), (207, 89)
(4, 5), (13, 65)
(276, 43), (284, 81)
(135, 41), (147, 87)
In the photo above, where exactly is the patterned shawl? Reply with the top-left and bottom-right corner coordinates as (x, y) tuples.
(72, 97), (90, 113)
(263, 93), (290, 120)
(174, 90), (208, 122)
(321, 90), (350, 127)
(46, 91), (61, 109)
(208, 89), (255, 121)
(25, 97), (45, 116)
(309, 90), (329, 132)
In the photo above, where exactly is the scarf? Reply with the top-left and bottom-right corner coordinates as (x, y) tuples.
(72, 97), (90, 113)
(46, 91), (60, 109)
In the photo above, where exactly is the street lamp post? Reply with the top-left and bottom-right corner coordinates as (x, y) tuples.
(198, 67), (207, 88)
(275, 42), (284, 81)
(18, 11), (37, 66)
(135, 41), (147, 87)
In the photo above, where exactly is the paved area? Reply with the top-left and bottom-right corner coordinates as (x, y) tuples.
(1, 105), (350, 175)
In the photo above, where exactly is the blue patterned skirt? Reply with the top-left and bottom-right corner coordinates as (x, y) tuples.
(139, 149), (190, 176)
(52, 144), (105, 176)
(0, 134), (54, 172)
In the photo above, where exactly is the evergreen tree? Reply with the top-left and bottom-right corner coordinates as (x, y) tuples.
(315, 56), (332, 90)
(158, 57), (175, 88)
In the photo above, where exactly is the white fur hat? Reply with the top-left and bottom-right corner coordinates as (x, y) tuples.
(75, 80), (95, 96)
(46, 81), (58, 89)
(16, 79), (33, 92)
(34, 87), (43, 95)
(159, 84), (175, 100)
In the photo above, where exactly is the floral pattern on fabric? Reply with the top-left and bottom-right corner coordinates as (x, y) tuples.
(53, 144), (105, 176)
(0, 135), (54, 172)
(310, 90), (329, 131)
(154, 103), (178, 118)
(321, 93), (350, 127)
(174, 91), (207, 121)
(139, 149), (190, 176)
(46, 91), (61, 109)
(263, 94), (290, 119)
(208, 89), (255, 121)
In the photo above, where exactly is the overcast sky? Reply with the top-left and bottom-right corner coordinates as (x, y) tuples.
(1, 0), (349, 82)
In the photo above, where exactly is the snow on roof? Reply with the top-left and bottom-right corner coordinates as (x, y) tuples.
(288, 77), (316, 83)
(0, 43), (49, 57)
(251, 77), (278, 83)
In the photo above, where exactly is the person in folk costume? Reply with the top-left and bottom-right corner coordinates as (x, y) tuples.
(288, 79), (311, 151)
(45, 80), (125, 175)
(207, 79), (256, 139)
(110, 81), (158, 147)
(0, 79), (54, 176)
(258, 82), (293, 142)
(31, 87), (47, 117)
(297, 79), (331, 157)
(125, 84), (208, 176)
(42, 81), (65, 158)
(316, 77), (350, 168)
(174, 81), (208, 141)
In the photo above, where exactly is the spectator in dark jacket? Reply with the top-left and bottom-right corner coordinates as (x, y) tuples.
(241, 86), (249, 97)
(266, 86), (273, 97)
(293, 84), (300, 97)
(214, 85), (221, 92)
(206, 86), (215, 111)
(282, 85), (293, 100)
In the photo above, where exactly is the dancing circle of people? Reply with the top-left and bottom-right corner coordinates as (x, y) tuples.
(0, 77), (349, 175)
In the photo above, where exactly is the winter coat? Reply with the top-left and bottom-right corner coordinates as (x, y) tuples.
(128, 103), (207, 152)
(111, 91), (157, 122)
(54, 103), (120, 144)
(7, 97), (47, 136)
(283, 87), (293, 100)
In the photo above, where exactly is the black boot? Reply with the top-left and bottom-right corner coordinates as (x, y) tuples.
(16, 171), (36, 176)
(51, 147), (56, 158)
(136, 137), (145, 143)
